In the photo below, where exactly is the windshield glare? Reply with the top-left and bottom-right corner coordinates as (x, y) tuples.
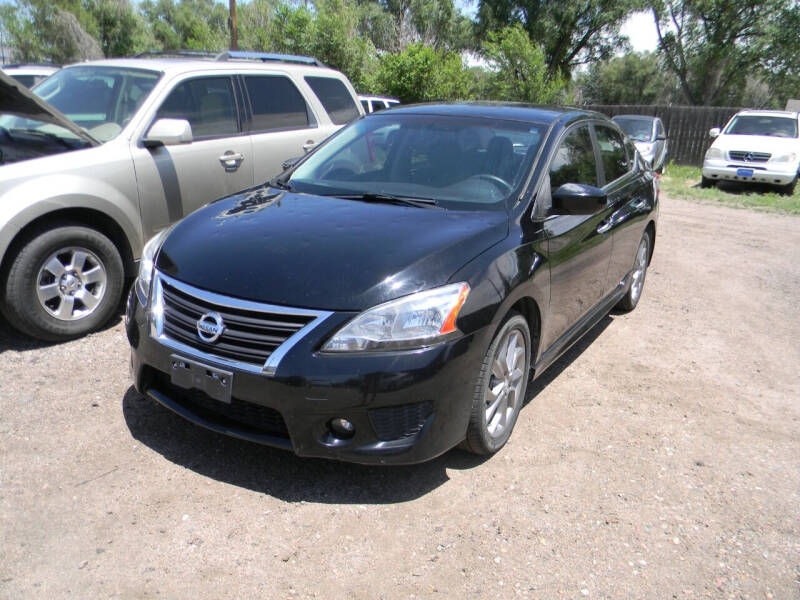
(33, 66), (161, 142)
(614, 118), (654, 142)
(289, 115), (547, 210)
(725, 115), (798, 138)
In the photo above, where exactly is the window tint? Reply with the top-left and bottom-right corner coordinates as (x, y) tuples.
(244, 75), (310, 132)
(595, 126), (629, 183)
(304, 76), (360, 125)
(549, 126), (597, 189)
(10, 74), (36, 88)
(157, 77), (238, 138)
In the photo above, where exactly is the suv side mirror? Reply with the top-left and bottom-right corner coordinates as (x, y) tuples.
(551, 183), (607, 215)
(709, 127), (721, 138)
(282, 156), (303, 171)
(144, 118), (193, 148)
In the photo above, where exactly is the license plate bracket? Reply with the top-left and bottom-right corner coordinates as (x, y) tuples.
(736, 168), (754, 177)
(169, 354), (233, 404)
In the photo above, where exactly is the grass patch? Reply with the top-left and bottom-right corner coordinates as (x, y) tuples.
(659, 164), (800, 214)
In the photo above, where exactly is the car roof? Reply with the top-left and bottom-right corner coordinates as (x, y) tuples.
(381, 102), (605, 125)
(2, 64), (59, 74)
(359, 95), (400, 102)
(63, 57), (346, 78)
(613, 114), (658, 121)
(734, 109), (799, 119)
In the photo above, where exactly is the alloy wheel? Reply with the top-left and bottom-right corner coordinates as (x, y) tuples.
(35, 247), (108, 321)
(484, 327), (526, 439)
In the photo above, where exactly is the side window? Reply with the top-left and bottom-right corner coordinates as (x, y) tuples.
(549, 125), (598, 189)
(156, 77), (238, 138)
(595, 125), (629, 183)
(656, 119), (665, 138)
(304, 76), (360, 125)
(360, 99), (370, 113)
(244, 75), (310, 132)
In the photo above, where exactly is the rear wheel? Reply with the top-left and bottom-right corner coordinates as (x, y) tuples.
(616, 230), (651, 312)
(462, 313), (531, 455)
(1, 224), (124, 341)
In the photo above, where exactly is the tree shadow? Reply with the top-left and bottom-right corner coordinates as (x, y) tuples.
(122, 314), (616, 504)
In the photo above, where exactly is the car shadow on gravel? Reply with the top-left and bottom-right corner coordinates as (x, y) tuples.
(122, 314), (615, 503)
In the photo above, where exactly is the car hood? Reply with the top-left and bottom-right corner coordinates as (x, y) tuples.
(712, 134), (800, 155)
(0, 71), (98, 146)
(156, 187), (509, 311)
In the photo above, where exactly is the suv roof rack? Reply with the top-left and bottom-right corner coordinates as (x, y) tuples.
(215, 51), (325, 67)
(133, 50), (325, 67)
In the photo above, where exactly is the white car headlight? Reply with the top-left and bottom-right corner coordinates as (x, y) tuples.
(705, 147), (724, 160)
(135, 228), (172, 305)
(772, 152), (797, 163)
(322, 282), (470, 352)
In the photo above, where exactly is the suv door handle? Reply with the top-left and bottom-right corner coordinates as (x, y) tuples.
(632, 199), (647, 210)
(302, 140), (316, 153)
(597, 219), (613, 234)
(219, 151), (244, 171)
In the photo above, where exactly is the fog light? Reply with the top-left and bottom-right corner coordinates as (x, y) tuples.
(329, 418), (355, 439)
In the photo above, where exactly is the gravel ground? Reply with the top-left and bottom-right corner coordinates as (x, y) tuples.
(1, 195), (798, 599)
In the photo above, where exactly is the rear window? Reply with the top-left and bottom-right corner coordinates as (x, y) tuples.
(244, 75), (311, 132)
(304, 76), (360, 125)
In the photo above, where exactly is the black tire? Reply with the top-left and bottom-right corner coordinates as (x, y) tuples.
(1, 224), (124, 341)
(616, 230), (651, 312)
(700, 176), (715, 188)
(777, 177), (797, 196)
(462, 313), (531, 455)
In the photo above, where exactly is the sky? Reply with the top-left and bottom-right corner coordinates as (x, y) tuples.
(620, 11), (660, 53)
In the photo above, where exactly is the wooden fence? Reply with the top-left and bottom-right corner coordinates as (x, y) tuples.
(581, 104), (743, 166)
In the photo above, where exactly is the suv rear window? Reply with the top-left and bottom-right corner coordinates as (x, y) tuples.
(304, 76), (359, 125)
(244, 75), (311, 132)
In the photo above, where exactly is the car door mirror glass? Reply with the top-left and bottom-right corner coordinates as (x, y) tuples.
(550, 183), (607, 215)
(144, 118), (193, 147)
(709, 127), (721, 138)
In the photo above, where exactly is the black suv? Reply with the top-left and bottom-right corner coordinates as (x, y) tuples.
(127, 103), (658, 464)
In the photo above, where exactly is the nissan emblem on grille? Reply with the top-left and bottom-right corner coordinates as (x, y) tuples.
(197, 312), (225, 343)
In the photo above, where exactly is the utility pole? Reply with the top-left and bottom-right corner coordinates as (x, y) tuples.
(229, 0), (238, 50)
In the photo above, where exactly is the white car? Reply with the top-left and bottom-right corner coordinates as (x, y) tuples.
(701, 109), (800, 195)
(358, 95), (400, 113)
(1, 63), (59, 88)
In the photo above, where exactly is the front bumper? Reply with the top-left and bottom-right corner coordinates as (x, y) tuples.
(702, 159), (799, 185)
(126, 287), (493, 465)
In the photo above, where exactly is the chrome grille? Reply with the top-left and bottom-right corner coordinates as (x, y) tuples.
(151, 272), (331, 374)
(729, 150), (770, 162)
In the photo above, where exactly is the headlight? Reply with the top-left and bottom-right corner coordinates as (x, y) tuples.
(705, 147), (724, 160)
(322, 282), (470, 352)
(772, 152), (797, 163)
(135, 228), (171, 305)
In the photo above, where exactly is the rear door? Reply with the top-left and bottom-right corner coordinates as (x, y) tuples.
(242, 73), (323, 184)
(542, 123), (615, 350)
(132, 74), (254, 235)
(593, 123), (651, 288)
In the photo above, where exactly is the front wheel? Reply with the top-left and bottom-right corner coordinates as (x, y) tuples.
(616, 230), (651, 312)
(1, 224), (124, 341)
(462, 313), (531, 455)
(777, 177), (797, 196)
(700, 176), (715, 188)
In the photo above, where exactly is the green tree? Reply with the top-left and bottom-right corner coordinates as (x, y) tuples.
(576, 51), (679, 105)
(374, 42), (471, 102)
(481, 24), (564, 103)
(476, 0), (645, 79)
(652, 0), (785, 106)
(140, 0), (228, 51)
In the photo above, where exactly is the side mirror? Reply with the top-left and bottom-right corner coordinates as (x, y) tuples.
(144, 118), (193, 148)
(709, 127), (721, 138)
(282, 156), (303, 171)
(551, 183), (607, 216)
(655, 134), (667, 141)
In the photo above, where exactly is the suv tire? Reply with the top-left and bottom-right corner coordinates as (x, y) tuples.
(1, 224), (124, 341)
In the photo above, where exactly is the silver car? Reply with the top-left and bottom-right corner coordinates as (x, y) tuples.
(0, 52), (363, 341)
(612, 115), (668, 172)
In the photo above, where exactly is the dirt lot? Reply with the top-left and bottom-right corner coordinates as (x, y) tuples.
(1, 195), (798, 599)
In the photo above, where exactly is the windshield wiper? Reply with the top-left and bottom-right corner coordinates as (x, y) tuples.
(268, 177), (294, 192)
(332, 192), (439, 208)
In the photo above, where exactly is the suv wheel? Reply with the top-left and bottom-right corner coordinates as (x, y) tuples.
(462, 313), (531, 455)
(778, 176), (797, 196)
(1, 224), (124, 341)
(700, 176), (715, 188)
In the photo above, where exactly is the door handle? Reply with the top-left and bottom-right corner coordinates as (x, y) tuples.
(632, 199), (647, 210)
(219, 151), (244, 171)
(302, 140), (316, 153)
(597, 219), (613, 234)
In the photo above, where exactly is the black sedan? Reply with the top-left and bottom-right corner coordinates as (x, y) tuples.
(126, 103), (658, 464)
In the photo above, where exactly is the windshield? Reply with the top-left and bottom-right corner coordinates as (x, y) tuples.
(33, 66), (161, 142)
(613, 118), (654, 142)
(724, 115), (798, 138)
(288, 114), (547, 210)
